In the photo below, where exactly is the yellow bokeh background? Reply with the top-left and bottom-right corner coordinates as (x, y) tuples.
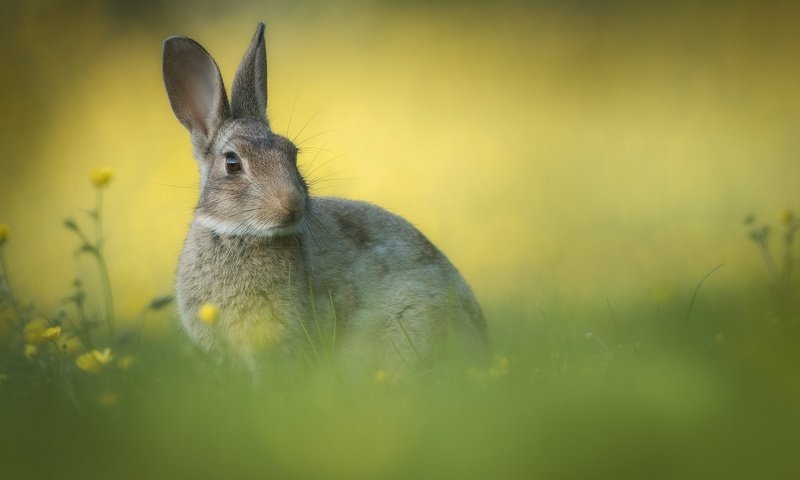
(1, 0), (798, 319)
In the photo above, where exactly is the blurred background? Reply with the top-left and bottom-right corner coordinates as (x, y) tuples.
(1, 0), (798, 319)
(2, 1), (800, 478)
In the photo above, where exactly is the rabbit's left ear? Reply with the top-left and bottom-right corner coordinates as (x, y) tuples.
(231, 22), (268, 124)
(163, 36), (230, 142)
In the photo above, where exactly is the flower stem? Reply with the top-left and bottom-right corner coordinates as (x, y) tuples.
(94, 188), (116, 340)
(756, 240), (780, 292)
(0, 246), (25, 350)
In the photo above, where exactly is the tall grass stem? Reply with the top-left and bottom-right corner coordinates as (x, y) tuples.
(94, 188), (116, 339)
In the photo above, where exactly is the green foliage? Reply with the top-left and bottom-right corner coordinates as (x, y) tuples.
(1, 185), (799, 479)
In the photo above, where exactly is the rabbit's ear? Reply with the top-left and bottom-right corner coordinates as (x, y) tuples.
(230, 22), (268, 124)
(163, 36), (230, 141)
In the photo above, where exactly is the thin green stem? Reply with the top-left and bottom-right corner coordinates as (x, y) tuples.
(0, 246), (27, 353)
(389, 337), (413, 372)
(297, 313), (323, 365)
(95, 187), (103, 246)
(395, 317), (422, 362)
(66, 298), (94, 351)
(686, 263), (725, 323)
(307, 280), (328, 360)
(328, 290), (337, 356)
(95, 252), (116, 339)
(94, 187), (115, 340)
(605, 296), (622, 342)
(0, 246), (23, 327)
(782, 226), (797, 288)
(755, 240), (780, 290)
(70, 227), (93, 249)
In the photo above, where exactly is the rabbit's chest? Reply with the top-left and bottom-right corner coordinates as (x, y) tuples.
(177, 232), (309, 341)
(193, 246), (302, 311)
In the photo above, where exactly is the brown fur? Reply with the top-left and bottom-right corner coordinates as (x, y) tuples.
(163, 23), (486, 376)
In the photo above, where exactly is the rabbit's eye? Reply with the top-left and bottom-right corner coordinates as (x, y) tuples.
(224, 153), (243, 174)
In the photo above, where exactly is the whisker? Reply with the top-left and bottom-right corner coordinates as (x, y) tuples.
(292, 108), (324, 144)
(303, 153), (346, 179)
(296, 128), (342, 147)
(304, 134), (334, 170)
(285, 89), (301, 138)
(148, 182), (199, 190)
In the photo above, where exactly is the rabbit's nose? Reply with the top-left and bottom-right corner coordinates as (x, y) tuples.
(275, 194), (305, 226)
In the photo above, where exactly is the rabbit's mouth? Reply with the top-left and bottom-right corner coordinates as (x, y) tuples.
(265, 216), (304, 237)
(195, 214), (304, 239)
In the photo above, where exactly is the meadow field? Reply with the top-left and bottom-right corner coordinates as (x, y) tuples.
(1, 0), (799, 478)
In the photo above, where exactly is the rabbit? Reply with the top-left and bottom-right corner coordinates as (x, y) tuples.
(162, 22), (487, 378)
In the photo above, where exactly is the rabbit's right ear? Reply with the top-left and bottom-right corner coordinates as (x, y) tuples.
(163, 36), (230, 144)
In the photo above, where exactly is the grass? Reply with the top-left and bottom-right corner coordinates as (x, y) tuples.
(0, 178), (799, 480)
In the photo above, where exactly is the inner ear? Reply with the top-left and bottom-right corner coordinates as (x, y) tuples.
(163, 36), (230, 141)
(230, 22), (268, 123)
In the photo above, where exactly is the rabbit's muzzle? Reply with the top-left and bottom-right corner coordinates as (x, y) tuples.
(270, 190), (306, 228)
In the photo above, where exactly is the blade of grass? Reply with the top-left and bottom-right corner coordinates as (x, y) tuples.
(686, 263), (726, 323)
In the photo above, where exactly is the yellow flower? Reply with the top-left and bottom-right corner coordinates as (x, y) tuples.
(780, 209), (794, 226)
(374, 369), (388, 384)
(76, 352), (101, 372)
(93, 348), (114, 365)
(494, 354), (510, 371)
(198, 303), (220, 325)
(90, 167), (113, 187)
(42, 326), (61, 341)
(24, 344), (38, 359)
(23, 318), (48, 345)
(58, 336), (82, 355)
(75, 348), (113, 373)
(117, 355), (135, 370)
(0, 224), (8, 245)
(96, 392), (120, 407)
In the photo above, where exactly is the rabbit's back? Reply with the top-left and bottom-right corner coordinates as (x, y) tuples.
(303, 197), (486, 369)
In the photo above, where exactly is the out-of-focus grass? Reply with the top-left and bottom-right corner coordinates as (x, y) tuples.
(1, 186), (799, 478)
(1, 289), (799, 479)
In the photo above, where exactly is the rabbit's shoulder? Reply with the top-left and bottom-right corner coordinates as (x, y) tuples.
(308, 196), (451, 270)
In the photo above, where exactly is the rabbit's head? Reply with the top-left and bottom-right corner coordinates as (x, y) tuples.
(163, 23), (307, 237)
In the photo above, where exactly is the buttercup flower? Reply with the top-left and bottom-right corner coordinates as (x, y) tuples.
(494, 354), (510, 371)
(76, 352), (100, 372)
(23, 318), (49, 345)
(42, 326), (61, 341)
(90, 167), (113, 187)
(58, 336), (82, 355)
(198, 303), (220, 325)
(93, 348), (113, 365)
(0, 224), (8, 245)
(780, 209), (794, 226)
(374, 369), (388, 384)
(117, 355), (136, 370)
(24, 344), (38, 359)
(75, 348), (114, 373)
(96, 392), (120, 407)
(488, 354), (510, 379)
